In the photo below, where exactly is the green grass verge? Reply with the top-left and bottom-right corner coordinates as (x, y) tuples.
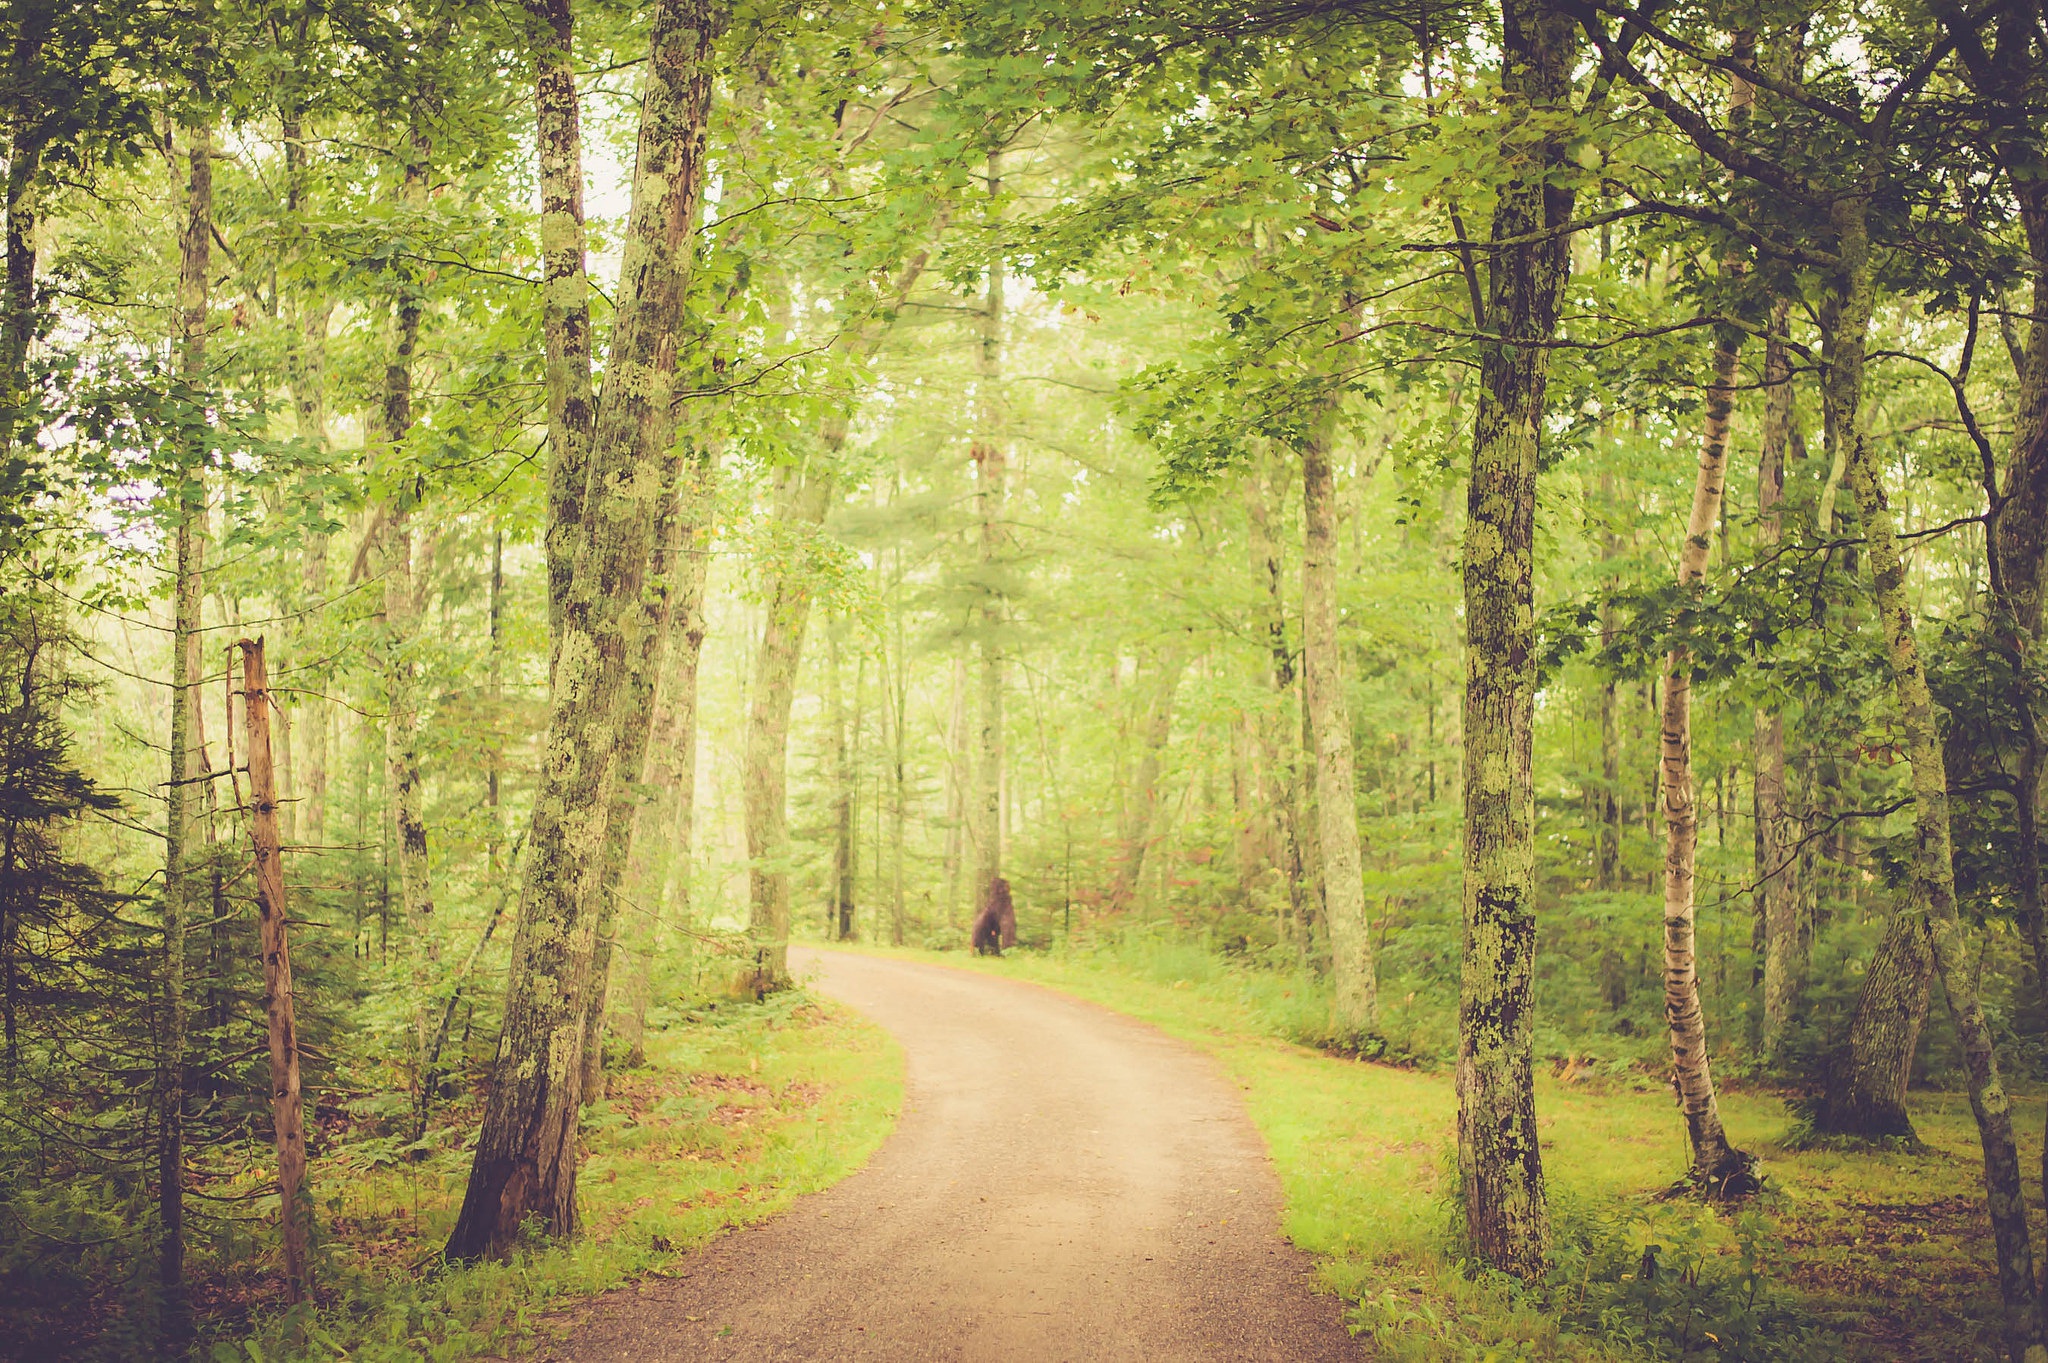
(225, 989), (902, 1363)
(836, 938), (2030, 1363)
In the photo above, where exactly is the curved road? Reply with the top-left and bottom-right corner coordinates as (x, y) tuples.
(556, 948), (1363, 1362)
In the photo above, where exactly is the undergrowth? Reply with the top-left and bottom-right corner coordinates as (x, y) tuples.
(210, 987), (901, 1363)
(862, 933), (2029, 1361)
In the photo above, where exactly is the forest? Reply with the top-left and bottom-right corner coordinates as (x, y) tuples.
(1, 0), (2045, 1358)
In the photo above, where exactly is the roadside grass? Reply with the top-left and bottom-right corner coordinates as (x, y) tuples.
(224, 989), (902, 1363)
(834, 938), (2030, 1363)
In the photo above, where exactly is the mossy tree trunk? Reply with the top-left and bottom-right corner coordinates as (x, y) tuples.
(618, 460), (712, 1067)
(575, 437), (690, 1100)
(1828, 194), (2045, 1363)
(1456, 0), (1576, 1280)
(533, 0), (596, 662)
(446, 0), (723, 1261)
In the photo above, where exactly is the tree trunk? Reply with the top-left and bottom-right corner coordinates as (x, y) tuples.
(744, 469), (832, 992)
(942, 648), (967, 928)
(1661, 329), (1756, 1194)
(0, 4), (47, 456)
(828, 617), (856, 939)
(619, 460), (713, 1067)
(158, 121), (212, 1355)
(1827, 195), (2044, 1361)
(446, 0), (723, 1261)
(534, 0), (597, 661)
(889, 543), (909, 945)
(574, 437), (690, 1102)
(1304, 411), (1375, 1033)
(971, 177), (1008, 918)
(1109, 647), (1186, 912)
(378, 167), (441, 1125)
(1457, 0), (1576, 1280)
(1815, 908), (1933, 1139)
(294, 296), (331, 850)
(1242, 454), (1312, 955)
(238, 639), (311, 1301)
(1755, 303), (1801, 1057)
(741, 253), (927, 985)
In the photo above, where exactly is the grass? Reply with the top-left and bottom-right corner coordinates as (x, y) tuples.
(222, 987), (903, 1363)
(837, 935), (2034, 1363)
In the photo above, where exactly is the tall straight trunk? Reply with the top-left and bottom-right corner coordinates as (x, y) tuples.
(574, 432), (692, 1103)
(1661, 328), (1755, 1193)
(741, 249), (928, 980)
(380, 169), (440, 1116)
(1242, 455), (1312, 952)
(619, 460), (712, 1066)
(487, 527), (505, 872)
(534, 0), (597, 658)
(1596, 471), (1622, 895)
(889, 541), (908, 945)
(446, 0), (723, 1261)
(744, 470), (831, 990)
(1303, 411), (1375, 1032)
(282, 114), (328, 852)
(158, 121), (212, 1356)
(828, 618), (855, 938)
(942, 648), (967, 927)
(1827, 195), (2044, 1361)
(1109, 648), (1186, 911)
(0, 5), (47, 457)
(1755, 303), (1800, 1057)
(971, 186), (1007, 916)
(295, 297), (332, 849)
(238, 639), (310, 1300)
(1457, 0), (1576, 1280)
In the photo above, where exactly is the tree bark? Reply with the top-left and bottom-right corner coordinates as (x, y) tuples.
(1109, 646), (1187, 912)
(619, 459), (712, 1067)
(574, 446), (688, 1101)
(294, 295), (332, 850)
(971, 179), (1008, 919)
(0, 4), (47, 458)
(1815, 908), (1933, 1139)
(942, 648), (967, 928)
(1457, 0), (1576, 1280)
(1660, 329), (1756, 1194)
(1304, 412), (1375, 1033)
(1242, 454), (1312, 955)
(379, 155), (440, 1129)
(158, 120), (212, 1355)
(446, 0), (723, 1261)
(237, 639), (311, 1301)
(744, 469), (831, 991)
(533, 0), (597, 662)
(1828, 194), (2044, 1362)
(1755, 303), (1801, 1058)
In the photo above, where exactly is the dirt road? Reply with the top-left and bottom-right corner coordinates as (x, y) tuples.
(553, 948), (1364, 1362)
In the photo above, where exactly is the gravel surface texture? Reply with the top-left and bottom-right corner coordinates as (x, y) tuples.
(548, 947), (1365, 1362)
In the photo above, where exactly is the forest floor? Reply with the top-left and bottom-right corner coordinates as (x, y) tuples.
(865, 939), (2037, 1363)
(545, 947), (1360, 1362)
(227, 987), (901, 1363)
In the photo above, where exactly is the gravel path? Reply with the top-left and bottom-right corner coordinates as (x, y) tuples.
(550, 948), (1365, 1362)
